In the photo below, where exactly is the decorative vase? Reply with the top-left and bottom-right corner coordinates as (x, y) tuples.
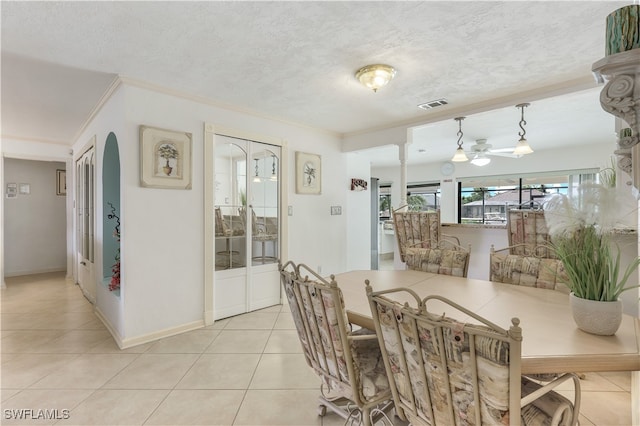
(569, 292), (623, 336)
(606, 5), (640, 56)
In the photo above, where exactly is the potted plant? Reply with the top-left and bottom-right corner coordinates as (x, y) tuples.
(544, 175), (640, 335)
(158, 143), (179, 176)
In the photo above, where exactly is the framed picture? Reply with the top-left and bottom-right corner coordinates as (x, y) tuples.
(296, 151), (321, 194)
(140, 125), (192, 189)
(56, 170), (66, 195)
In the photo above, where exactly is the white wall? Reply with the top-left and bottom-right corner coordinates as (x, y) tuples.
(69, 82), (349, 344)
(72, 86), (126, 340)
(346, 153), (372, 270)
(3, 158), (67, 276)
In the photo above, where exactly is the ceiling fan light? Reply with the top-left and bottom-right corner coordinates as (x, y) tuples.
(451, 147), (469, 162)
(513, 138), (534, 155)
(355, 64), (396, 92)
(470, 154), (491, 166)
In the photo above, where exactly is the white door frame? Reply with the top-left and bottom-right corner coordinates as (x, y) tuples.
(74, 138), (97, 303)
(203, 123), (289, 325)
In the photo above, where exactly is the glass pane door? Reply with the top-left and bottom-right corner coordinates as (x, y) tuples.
(214, 138), (247, 271)
(249, 147), (279, 266)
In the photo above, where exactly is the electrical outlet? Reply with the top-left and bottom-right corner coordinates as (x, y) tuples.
(331, 206), (342, 215)
(288, 205), (293, 216)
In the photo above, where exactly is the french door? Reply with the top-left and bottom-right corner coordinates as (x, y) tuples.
(205, 125), (286, 321)
(76, 146), (96, 303)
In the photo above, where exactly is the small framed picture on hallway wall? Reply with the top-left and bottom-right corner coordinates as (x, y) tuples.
(56, 169), (66, 196)
(139, 125), (193, 189)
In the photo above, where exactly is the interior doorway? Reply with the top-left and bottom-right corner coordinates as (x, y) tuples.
(3, 157), (67, 278)
(75, 143), (96, 303)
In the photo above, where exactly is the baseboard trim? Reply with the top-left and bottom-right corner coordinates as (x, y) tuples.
(120, 320), (206, 349)
(4, 267), (66, 278)
(94, 307), (124, 348)
(94, 309), (205, 350)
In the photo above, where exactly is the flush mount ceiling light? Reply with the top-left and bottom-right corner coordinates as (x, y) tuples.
(513, 103), (534, 155)
(355, 64), (396, 92)
(451, 117), (469, 162)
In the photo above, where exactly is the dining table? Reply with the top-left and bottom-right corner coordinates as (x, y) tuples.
(333, 269), (640, 425)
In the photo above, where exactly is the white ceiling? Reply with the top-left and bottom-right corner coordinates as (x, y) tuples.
(0, 1), (627, 166)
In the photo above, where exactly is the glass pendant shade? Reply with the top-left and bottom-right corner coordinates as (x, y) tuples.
(451, 148), (469, 162)
(513, 138), (534, 155)
(470, 153), (491, 166)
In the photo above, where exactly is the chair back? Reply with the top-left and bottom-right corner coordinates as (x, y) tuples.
(214, 207), (230, 236)
(366, 286), (523, 426)
(404, 241), (471, 277)
(393, 210), (441, 262)
(239, 206), (276, 237)
(489, 245), (570, 293)
(507, 209), (555, 258)
(278, 261), (359, 402)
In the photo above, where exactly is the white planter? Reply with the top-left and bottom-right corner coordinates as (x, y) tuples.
(569, 292), (623, 336)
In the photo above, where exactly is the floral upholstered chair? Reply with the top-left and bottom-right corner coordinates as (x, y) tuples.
(392, 210), (442, 262)
(489, 244), (570, 293)
(278, 261), (393, 425)
(404, 239), (471, 278)
(507, 209), (556, 258)
(366, 284), (581, 426)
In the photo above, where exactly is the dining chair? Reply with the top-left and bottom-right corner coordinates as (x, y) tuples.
(366, 284), (581, 426)
(489, 244), (570, 293)
(489, 243), (584, 383)
(507, 208), (556, 258)
(278, 261), (393, 425)
(404, 239), (471, 278)
(239, 206), (278, 264)
(392, 210), (442, 262)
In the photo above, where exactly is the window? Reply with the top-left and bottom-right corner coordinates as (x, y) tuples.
(458, 170), (597, 224)
(379, 184), (392, 220)
(407, 182), (441, 212)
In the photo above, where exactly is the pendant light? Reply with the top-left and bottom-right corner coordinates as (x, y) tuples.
(253, 158), (261, 183)
(270, 154), (278, 181)
(451, 117), (469, 162)
(513, 103), (534, 155)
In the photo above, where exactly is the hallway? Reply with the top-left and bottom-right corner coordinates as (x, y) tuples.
(1, 272), (633, 425)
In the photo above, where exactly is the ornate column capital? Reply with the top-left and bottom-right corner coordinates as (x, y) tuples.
(593, 50), (640, 181)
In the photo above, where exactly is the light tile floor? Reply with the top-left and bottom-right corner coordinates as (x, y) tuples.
(1, 272), (632, 425)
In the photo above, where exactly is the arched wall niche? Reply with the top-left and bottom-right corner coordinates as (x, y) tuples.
(102, 132), (121, 293)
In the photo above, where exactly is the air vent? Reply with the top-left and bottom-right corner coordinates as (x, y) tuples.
(417, 98), (449, 110)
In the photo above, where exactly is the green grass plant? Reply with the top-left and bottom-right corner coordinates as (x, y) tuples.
(551, 225), (640, 301)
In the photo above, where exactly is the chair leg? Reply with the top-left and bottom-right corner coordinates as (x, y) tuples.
(361, 406), (372, 426)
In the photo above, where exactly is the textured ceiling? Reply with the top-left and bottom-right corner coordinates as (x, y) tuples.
(0, 1), (627, 165)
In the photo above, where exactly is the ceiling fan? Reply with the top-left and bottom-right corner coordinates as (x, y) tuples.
(466, 139), (520, 166)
